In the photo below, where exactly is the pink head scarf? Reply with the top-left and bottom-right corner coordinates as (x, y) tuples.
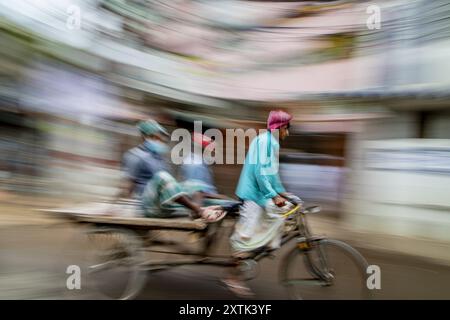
(267, 110), (293, 130)
(192, 132), (214, 148)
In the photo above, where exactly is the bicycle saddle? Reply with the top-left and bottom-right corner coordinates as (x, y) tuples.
(220, 201), (243, 215)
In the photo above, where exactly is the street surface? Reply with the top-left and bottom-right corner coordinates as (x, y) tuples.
(1, 221), (449, 300)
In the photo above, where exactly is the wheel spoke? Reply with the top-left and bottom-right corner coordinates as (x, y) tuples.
(84, 227), (147, 300)
(280, 239), (370, 300)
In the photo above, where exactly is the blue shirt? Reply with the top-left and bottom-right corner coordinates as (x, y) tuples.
(235, 131), (286, 207)
(122, 144), (168, 196)
(181, 153), (217, 194)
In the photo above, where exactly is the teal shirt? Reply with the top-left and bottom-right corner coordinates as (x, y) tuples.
(235, 131), (286, 207)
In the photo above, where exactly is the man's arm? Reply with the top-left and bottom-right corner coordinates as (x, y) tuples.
(253, 138), (287, 207)
(174, 195), (203, 219)
(254, 168), (288, 207)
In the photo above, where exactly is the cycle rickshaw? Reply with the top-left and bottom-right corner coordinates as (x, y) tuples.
(45, 198), (370, 300)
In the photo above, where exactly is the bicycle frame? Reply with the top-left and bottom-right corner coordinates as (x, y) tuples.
(89, 204), (328, 273)
(83, 201), (370, 300)
(252, 205), (325, 261)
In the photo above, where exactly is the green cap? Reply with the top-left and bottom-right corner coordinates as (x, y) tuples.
(137, 119), (169, 137)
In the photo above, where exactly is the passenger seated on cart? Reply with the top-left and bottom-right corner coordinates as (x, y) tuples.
(119, 119), (226, 222)
(224, 110), (303, 297)
(180, 131), (232, 207)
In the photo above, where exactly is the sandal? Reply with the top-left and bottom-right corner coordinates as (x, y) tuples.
(200, 206), (227, 223)
(222, 279), (255, 298)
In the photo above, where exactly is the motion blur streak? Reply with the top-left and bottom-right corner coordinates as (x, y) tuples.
(0, 0), (449, 299)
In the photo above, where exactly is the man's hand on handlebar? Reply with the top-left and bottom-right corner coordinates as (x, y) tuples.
(273, 195), (288, 207)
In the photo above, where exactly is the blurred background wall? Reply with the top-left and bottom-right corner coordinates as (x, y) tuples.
(0, 0), (449, 246)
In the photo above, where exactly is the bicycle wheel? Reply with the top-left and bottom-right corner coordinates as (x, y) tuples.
(280, 239), (371, 300)
(84, 226), (147, 300)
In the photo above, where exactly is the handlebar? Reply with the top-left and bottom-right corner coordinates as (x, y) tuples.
(281, 204), (301, 218)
